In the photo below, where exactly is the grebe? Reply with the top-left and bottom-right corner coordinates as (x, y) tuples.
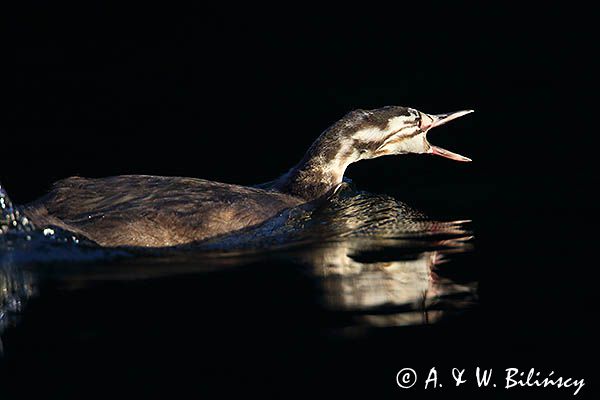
(23, 106), (473, 247)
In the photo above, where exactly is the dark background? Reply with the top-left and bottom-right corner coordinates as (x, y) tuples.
(5, 4), (591, 202)
(3, 3), (595, 399)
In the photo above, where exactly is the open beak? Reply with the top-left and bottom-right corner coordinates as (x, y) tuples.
(421, 110), (473, 162)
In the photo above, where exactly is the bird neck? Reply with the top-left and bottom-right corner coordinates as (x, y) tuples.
(270, 135), (357, 201)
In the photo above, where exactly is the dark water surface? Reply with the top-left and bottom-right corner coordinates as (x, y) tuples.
(0, 182), (592, 398)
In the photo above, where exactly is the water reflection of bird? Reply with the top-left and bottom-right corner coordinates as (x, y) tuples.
(21, 107), (472, 247)
(0, 235), (475, 341)
(301, 237), (477, 327)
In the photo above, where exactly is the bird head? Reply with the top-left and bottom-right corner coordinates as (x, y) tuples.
(344, 106), (473, 162)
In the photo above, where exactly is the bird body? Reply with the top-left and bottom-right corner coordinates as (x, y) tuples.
(22, 106), (473, 247)
(24, 175), (303, 247)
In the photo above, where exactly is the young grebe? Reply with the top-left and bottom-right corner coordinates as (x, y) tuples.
(23, 106), (473, 247)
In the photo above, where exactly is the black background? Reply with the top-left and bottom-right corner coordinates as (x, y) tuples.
(3, 3), (595, 399)
(5, 4), (592, 202)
